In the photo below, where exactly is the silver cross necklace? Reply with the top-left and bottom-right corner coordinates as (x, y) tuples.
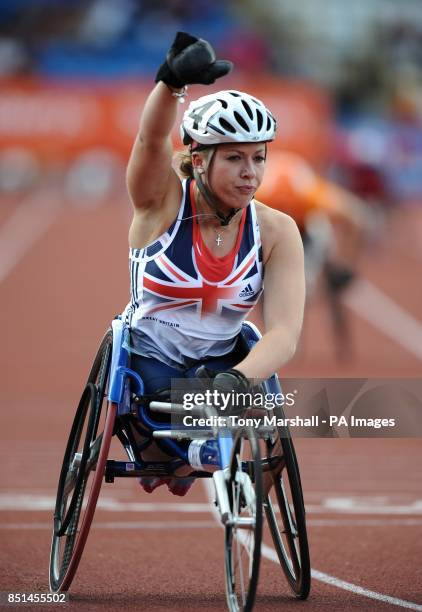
(212, 224), (232, 247)
(193, 186), (234, 247)
(215, 231), (223, 247)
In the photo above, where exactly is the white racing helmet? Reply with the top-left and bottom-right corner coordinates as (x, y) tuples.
(181, 90), (277, 147)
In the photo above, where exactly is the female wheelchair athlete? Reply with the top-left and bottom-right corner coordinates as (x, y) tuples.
(49, 319), (311, 611)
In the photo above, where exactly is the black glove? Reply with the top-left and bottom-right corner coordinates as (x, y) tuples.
(155, 31), (233, 88)
(195, 366), (252, 415)
(213, 369), (250, 394)
(213, 369), (252, 416)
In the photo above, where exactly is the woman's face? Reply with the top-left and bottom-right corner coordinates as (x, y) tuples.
(196, 143), (267, 211)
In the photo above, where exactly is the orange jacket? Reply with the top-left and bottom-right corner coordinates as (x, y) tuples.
(256, 151), (347, 230)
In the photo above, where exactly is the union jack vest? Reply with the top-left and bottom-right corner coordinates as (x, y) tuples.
(122, 178), (264, 368)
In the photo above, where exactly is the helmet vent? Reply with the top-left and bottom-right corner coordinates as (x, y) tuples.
(256, 109), (263, 131)
(234, 111), (250, 132)
(219, 118), (237, 133)
(218, 98), (228, 109)
(207, 122), (225, 135)
(266, 115), (272, 131)
(229, 91), (241, 97)
(241, 99), (254, 120)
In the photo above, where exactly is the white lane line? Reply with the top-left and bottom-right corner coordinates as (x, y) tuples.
(2, 517), (422, 530)
(202, 479), (422, 611)
(262, 542), (422, 611)
(0, 190), (61, 284)
(343, 278), (422, 360)
(308, 497), (422, 515)
(96, 499), (211, 512)
(2, 493), (422, 515)
(0, 521), (218, 530)
(0, 494), (211, 512)
(306, 518), (422, 526)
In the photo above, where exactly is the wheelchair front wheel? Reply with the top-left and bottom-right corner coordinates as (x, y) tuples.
(225, 427), (263, 612)
(49, 329), (115, 593)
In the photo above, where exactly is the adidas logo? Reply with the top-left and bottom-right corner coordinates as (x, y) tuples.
(239, 283), (255, 298)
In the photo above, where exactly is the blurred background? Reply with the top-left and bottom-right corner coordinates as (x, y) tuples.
(1, 4), (422, 605)
(1, 0), (422, 388)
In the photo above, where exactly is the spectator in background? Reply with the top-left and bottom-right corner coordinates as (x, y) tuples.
(218, 28), (272, 74)
(257, 150), (375, 359)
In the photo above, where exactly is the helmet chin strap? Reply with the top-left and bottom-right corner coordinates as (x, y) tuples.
(193, 170), (240, 226)
(193, 151), (241, 226)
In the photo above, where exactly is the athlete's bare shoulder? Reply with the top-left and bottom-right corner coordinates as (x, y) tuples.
(254, 199), (302, 264)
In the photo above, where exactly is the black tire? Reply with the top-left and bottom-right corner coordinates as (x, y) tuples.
(263, 407), (311, 599)
(225, 427), (263, 612)
(49, 329), (113, 592)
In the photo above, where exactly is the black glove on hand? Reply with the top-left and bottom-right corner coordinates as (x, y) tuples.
(213, 369), (252, 416)
(213, 369), (250, 394)
(155, 31), (233, 88)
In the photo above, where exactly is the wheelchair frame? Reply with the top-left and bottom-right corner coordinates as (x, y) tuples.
(49, 319), (311, 610)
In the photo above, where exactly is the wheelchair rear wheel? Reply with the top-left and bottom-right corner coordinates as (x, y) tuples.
(225, 427), (263, 612)
(263, 408), (311, 599)
(49, 329), (115, 592)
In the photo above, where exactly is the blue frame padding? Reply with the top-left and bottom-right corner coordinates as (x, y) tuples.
(217, 435), (233, 469)
(109, 319), (144, 404)
(107, 320), (281, 471)
(137, 405), (189, 462)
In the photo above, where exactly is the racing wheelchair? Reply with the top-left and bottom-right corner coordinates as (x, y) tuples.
(49, 319), (310, 611)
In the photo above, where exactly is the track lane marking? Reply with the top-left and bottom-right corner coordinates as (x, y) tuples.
(203, 479), (422, 611)
(0, 494), (211, 512)
(0, 190), (61, 284)
(2, 517), (422, 529)
(261, 543), (422, 611)
(0, 521), (218, 530)
(343, 278), (422, 360)
(2, 488), (421, 607)
(310, 568), (422, 611)
(1, 493), (422, 514)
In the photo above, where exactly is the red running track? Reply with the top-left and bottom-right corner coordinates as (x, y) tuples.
(0, 191), (421, 611)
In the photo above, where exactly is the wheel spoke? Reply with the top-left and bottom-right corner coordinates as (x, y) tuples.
(235, 528), (246, 605)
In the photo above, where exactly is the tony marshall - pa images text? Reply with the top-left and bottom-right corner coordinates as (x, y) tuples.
(182, 415), (396, 429)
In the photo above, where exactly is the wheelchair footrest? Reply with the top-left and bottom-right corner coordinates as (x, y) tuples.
(104, 460), (214, 483)
(105, 459), (173, 482)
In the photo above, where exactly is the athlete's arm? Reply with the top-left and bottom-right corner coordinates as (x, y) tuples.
(126, 82), (182, 212)
(236, 211), (305, 380)
(127, 32), (232, 214)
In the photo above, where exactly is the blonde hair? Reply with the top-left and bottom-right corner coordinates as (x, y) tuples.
(175, 149), (194, 179)
(174, 147), (215, 180)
